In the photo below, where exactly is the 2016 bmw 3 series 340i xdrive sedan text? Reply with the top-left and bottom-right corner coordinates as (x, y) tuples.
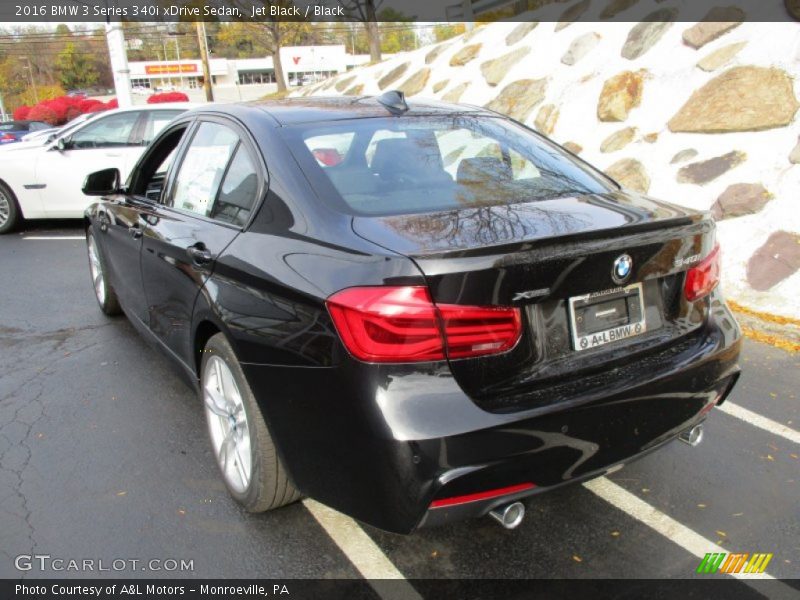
(82, 92), (741, 534)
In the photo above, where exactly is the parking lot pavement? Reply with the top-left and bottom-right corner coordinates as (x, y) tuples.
(1, 222), (798, 587)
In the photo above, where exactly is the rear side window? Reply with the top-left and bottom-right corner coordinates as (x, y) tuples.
(211, 146), (259, 227)
(170, 122), (239, 217)
(286, 116), (613, 216)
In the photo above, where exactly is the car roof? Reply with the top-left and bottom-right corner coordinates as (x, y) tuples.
(183, 96), (495, 127)
(112, 102), (202, 113)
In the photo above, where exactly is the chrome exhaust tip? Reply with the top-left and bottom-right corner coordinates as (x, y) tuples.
(489, 501), (525, 529)
(679, 424), (704, 447)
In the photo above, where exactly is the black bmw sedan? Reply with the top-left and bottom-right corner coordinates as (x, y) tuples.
(82, 92), (741, 534)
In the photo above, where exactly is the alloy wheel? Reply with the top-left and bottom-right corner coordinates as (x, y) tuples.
(87, 235), (106, 306)
(203, 355), (252, 494)
(0, 189), (10, 228)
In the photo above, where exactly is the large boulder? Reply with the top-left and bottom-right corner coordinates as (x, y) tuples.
(747, 231), (800, 291)
(790, 137), (800, 164)
(621, 9), (677, 60)
(562, 141), (583, 154)
(697, 41), (747, 72)
(562, 32), (601, 66)
(668, 66), (799, 133)
(398, 68), (431, 97)
(600, 0), (639, 19)
(334, 75), (356, 92)
(676, 151), (746, 185)
(425, 42), (452, 65)
(344, 84), (364, 96)
(442, 82), (470, 103)
(682, 7), (745, 49)
(556, 0), (591, 32)
(450, 43), (482, 67)
(606, 158), (650, 193)
(486, 79), (548, 122)
(506, 22), (538, 46)
(378, 62), (410, 90)
(710, 183), (772, 220)
(534, 104), (559, 136)
(600, 127), (637, 153)
(597, 70), (646, 122)
(671, 148), (698, 164)
(481, 46), (531, 87)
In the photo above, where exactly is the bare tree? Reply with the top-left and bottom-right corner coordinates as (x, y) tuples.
(234, 1), (310, 93)
(338, 0), (382, 62)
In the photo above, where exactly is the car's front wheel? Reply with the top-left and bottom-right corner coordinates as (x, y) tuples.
(201, 333), (301, 512)
(0, 181), (20, 234)
(86, 229), (122, 315)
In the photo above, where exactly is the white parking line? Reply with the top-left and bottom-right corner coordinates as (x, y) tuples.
(303, 499), (422, 600)
(23, 235), (84, 240)
(583, 476), (788, 590)
(716, 402), (800, 445)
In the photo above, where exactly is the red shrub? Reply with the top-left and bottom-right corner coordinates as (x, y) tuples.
(13, 105), (31, 120)
(106, 98), (118, 109)
(45, 98), (71, 124)
(84, 103), (108, 113)
(65, 106), (82, 122)
(27, 104), (58, 125)
(147, 91), (189, 104)
(78, 98), (103, 113)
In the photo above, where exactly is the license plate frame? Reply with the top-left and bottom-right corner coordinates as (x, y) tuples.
(568, 282), (647, 352)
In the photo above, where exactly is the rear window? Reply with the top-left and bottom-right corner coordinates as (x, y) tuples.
(283, 116), (614, 216)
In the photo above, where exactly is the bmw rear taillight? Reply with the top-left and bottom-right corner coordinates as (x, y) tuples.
(0, 133), (16, 142)
(684, 244), (721, 301)
(326, 286), (522, 363)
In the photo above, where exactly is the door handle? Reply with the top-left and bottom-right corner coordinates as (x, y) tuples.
(128, 225), (142, 239)
(187, 244), (213, 265)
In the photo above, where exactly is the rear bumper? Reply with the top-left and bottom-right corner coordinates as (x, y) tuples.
(242, 296), (741, 534)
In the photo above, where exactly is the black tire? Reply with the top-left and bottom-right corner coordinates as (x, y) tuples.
(201, 333), (301, 512)
(0, 181), (20, 234)
(86, 228), (122, 316)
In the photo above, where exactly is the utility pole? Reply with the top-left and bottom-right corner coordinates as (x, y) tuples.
(105, 21), (133, 108)
(21, 57), (38, 103)
(462, 0), (475, 31)
(195, 21), (214, 102)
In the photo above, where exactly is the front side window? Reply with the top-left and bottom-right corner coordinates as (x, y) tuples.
(170, 122), (239, 217)
(287, 116), (613, 216)
(69, 112), (140, 149)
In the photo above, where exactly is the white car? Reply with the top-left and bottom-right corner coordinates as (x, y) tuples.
(0, 104), (193, 233)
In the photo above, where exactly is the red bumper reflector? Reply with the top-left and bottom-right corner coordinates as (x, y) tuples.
(429, 482), (536, 509)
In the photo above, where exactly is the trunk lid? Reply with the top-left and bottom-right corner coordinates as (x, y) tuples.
(353, 191), (716, 412)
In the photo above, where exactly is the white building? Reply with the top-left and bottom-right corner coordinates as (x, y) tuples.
(129, 45), (372, 91)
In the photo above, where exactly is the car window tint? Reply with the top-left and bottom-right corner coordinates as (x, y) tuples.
(285, 116), (613, 216)
(140, 110), (184, 145)
(69, 112), (140, 149)
(210, 146), (259, 227)
(170, 122), (239, 217)
(365, 130), (406, 167)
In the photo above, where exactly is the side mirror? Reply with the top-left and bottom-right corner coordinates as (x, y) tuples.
(56, 137), (70, 151)
(83, 168), (121, 196)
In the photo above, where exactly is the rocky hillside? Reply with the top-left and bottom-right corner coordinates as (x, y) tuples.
(295, 13), (800, 320)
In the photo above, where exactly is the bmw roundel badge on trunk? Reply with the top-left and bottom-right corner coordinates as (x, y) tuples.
(612, 254), (633, 284)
